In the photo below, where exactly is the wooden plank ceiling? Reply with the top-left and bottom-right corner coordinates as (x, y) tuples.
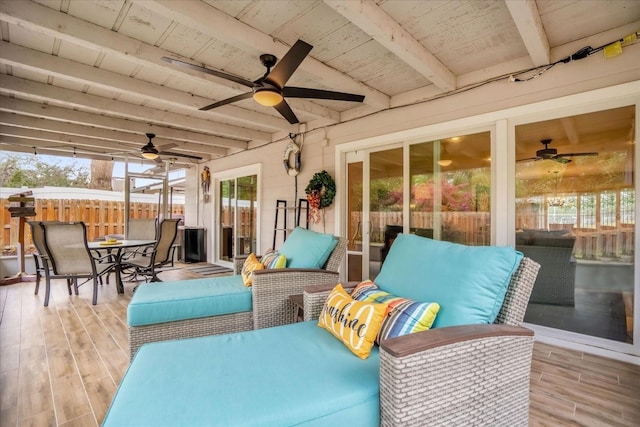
(0, 0), (638, 170)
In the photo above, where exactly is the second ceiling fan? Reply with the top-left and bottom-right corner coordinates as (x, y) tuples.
(518, 139), (598, 163)
(162, 39), (365, 124)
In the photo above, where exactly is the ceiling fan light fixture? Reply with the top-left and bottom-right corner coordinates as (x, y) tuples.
(438, 159), (453, 167)
(141, 142), (159, 159)
(253, 88), (283, 107)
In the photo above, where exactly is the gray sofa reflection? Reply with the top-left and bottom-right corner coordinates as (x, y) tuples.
(516, 229), (576, 306)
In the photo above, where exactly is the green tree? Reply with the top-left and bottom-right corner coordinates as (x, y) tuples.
(0, 153), (90, 188)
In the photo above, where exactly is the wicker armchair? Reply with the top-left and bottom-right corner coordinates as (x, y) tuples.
(233, 237), (347, 329)
(303, 257), (540, 426)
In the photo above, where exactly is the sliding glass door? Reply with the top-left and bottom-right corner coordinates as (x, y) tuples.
(215, 166), (259, 266)
(515, 105), (635, 346)
(346, 132), (491, 281)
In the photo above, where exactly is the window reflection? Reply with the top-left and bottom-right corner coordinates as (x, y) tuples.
(515, 105), (635, 344)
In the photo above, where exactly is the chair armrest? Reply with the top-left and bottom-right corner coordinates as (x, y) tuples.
(251, 269), (339, 329)
(379, 324), (534, 426)
(302, 281), (360, 321)
(233, 255), (250, 274)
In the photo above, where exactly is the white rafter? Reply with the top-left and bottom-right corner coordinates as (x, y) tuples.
(0, 75), (263, 146)
(132, 0), (390, 109)
(323, 0), (456, 92)
(0, 0), (334, 125)
(505, 0), (550, 66)
(0, 98), (243, 153)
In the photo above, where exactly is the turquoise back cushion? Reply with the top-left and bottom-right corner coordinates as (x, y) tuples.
(279, 227), (338, 268)
(374, 234), (523, 328)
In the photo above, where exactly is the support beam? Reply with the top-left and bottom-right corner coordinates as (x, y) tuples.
(0, 74), (263, 145)
(505, 0), (550, 66)
(133, 0), (390, 109)
(0, 98), (240, 153)
(323, 0), (456, 92)
(0, 0), (338, 123)
(0, 41), (293, 132)
(0, 113), (227, 157)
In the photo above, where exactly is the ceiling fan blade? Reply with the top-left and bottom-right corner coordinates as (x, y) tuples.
(264, 40), (312, 88)
(556, 152), (599, 157)
(273, 100), (299, 124)
(161, 57), (256, 88)
(159, 151), (203, 160)
(200, 92), (253, 111)
(156, 143), (178, 152)
(283, 86), (365, 102)
(516, 157), (541, 162)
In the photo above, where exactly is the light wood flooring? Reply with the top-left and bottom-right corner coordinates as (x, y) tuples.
(1, 270), (639, 427)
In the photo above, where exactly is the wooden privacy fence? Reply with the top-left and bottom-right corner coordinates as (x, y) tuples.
(1, 198), (184, 253)
(351, 211), (634, 261)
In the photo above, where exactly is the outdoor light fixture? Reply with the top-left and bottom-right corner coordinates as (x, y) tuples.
(141, 141), (159, 160)
(253, 87), (283, 107)
(438, 159), (453, 167)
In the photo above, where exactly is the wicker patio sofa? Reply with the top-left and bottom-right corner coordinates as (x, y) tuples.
(105, 235), (540, 426)
(127, 228), (346, 358)
(516, 229), (576, 305)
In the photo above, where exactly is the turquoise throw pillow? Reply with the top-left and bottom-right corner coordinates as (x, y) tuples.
(374, 234), (523, 328)
(279, 227), (338, 268)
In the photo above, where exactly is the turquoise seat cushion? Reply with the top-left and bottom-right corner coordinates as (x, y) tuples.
(278, 227), (338, 268)
(103, 321), (380, 427)
(127, 275), (250, 327)
(375, 234), (523, 328)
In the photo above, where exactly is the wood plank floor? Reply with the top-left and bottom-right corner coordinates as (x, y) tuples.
(1, 271), (639, 427)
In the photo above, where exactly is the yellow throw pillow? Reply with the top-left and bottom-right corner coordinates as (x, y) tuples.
(317, 284), (387, 359)
(241, 253), (264, 286)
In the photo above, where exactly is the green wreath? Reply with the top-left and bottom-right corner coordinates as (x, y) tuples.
(305, 170), (336, 209)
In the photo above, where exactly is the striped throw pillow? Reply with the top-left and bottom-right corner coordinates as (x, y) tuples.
(351, 281), (440, 342)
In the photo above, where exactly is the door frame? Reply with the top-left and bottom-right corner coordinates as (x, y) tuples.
(212, 163), (262, 268)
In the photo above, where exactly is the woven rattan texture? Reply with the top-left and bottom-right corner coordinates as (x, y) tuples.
(251, 237), (345, 329)
(252, 270), (339, 329)
(494, 257), (540, 326)
(379, 334), (533, 426)
(128, 311), (253, 359)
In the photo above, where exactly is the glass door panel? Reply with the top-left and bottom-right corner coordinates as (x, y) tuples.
(219, 175), (258, 261)
(236, 175), (258, 256)
(515, 105), (635, 346)
(347, 161), (364, 281)
(219, 179), (235, 262)
(409, 132), (491, 245)
(370, 148), (403, 279)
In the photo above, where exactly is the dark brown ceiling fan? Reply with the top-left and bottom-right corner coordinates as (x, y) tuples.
(162, 39), (365, 124)
(517, 139), (598, 163)
(139, 133), (202, 162)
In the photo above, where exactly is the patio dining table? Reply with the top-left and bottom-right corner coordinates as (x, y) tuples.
(88, 239), (156, 293)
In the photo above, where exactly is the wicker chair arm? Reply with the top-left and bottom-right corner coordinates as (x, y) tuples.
(233, 256), (248, 274)
(302, 281), (360, 321)
(251, 269), (339, 329)
(380, 324), (533, 357)
(379, 324), (534, 426)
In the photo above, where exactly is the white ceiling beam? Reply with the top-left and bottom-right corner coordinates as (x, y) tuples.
(0, 0), (337, 123)
(0, 125), (199, 158)
(0, 41), (293, 133)
(0, 113), (227, 157)
(323, 0), (456, 92)
(0, 138), (139, 162)
(133, 0), (390, 109)
(0, 75), (263, 145)
(0, 97), (240, 153)
(505, 0), (551, 66)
